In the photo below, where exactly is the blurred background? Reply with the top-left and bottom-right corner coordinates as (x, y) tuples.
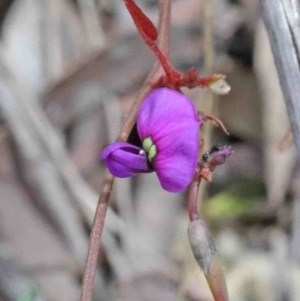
(0, 0), (299, 300)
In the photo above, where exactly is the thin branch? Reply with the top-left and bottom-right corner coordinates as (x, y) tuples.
(0, 57), (123, 235)
(77, 0), (105, 49)
(79, 1), (171, 301)
(260, 0), (300, 157)
(203, 0), (214, 76)
(188, 167), (201, 221)
(197, 0), (215, 215)
(157, 0), (171, 57)
(0, 80), (89, 269)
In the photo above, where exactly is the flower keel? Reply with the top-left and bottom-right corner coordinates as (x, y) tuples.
(101, 142), (153, 177)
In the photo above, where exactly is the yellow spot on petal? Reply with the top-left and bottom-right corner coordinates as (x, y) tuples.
(143, 137), (153, 152)
(148, 144), (157, 162)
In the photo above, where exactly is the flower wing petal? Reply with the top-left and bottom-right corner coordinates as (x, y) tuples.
(137, 88), (200, 142)
(154, 124), (200, 192)
(101, 142), (152, 177)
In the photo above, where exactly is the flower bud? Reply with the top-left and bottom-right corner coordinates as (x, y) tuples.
(208, 146), (232, 167)
(188, 219), (217, 275)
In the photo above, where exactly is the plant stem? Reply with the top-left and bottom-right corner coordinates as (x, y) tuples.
(202, 0), (215, 152)
(197, 0), (215, 212)
(188, 167), (201, 221)
(79, 1), (171, 301)
(157, 0), (171, 58)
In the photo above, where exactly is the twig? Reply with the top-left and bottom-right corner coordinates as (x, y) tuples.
(202, 0), (215, 148)
(76, 0), (105, 49)
(102, 98), (134, 277)
(0, 61), (124, 235)
(261, 1), (300, 265)
(157, 0), (171, 57)
(203, 0), (214, 77)
(197, 0), (215, 217)
(0, 79), (89, 269)
(188, 166), (201, 221)
(0, 47), (121, 300)
(260, 0), (300, 157)
(79, 1), (171, 301)
(45, 0), (63, 79)
(177, 4), (215, 299)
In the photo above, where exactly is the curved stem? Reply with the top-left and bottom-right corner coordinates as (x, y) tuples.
(188, 167), (201, 221)
(79, 1), (171, 301)
(80, 172), (114, 301)
(118, 65), (163, 142)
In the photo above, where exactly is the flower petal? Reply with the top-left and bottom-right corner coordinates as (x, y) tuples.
(101, 142), (153, 177)
(137, 88), (201, 192)
(154, 125), (200, 192)
(137, 88), (201, 142)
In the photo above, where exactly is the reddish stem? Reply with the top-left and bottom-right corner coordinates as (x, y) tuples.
(145, 41), (181, 83)
(206, 256), (230, 301)
(80, 172), (114, 301)
(124, 0), (228, 92)
(188, 165), (201, 221)
(79, 2), (171, 301)
(123, 0), (182, 86)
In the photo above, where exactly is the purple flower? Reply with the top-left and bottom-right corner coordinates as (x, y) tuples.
(101, 88), (202, 192)
(202, 145), (232, 166)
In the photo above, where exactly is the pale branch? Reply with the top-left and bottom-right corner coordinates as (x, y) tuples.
(260, 0), (300, 157)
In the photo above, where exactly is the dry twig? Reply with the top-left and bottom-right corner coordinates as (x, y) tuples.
(260, 0), (300, 157)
